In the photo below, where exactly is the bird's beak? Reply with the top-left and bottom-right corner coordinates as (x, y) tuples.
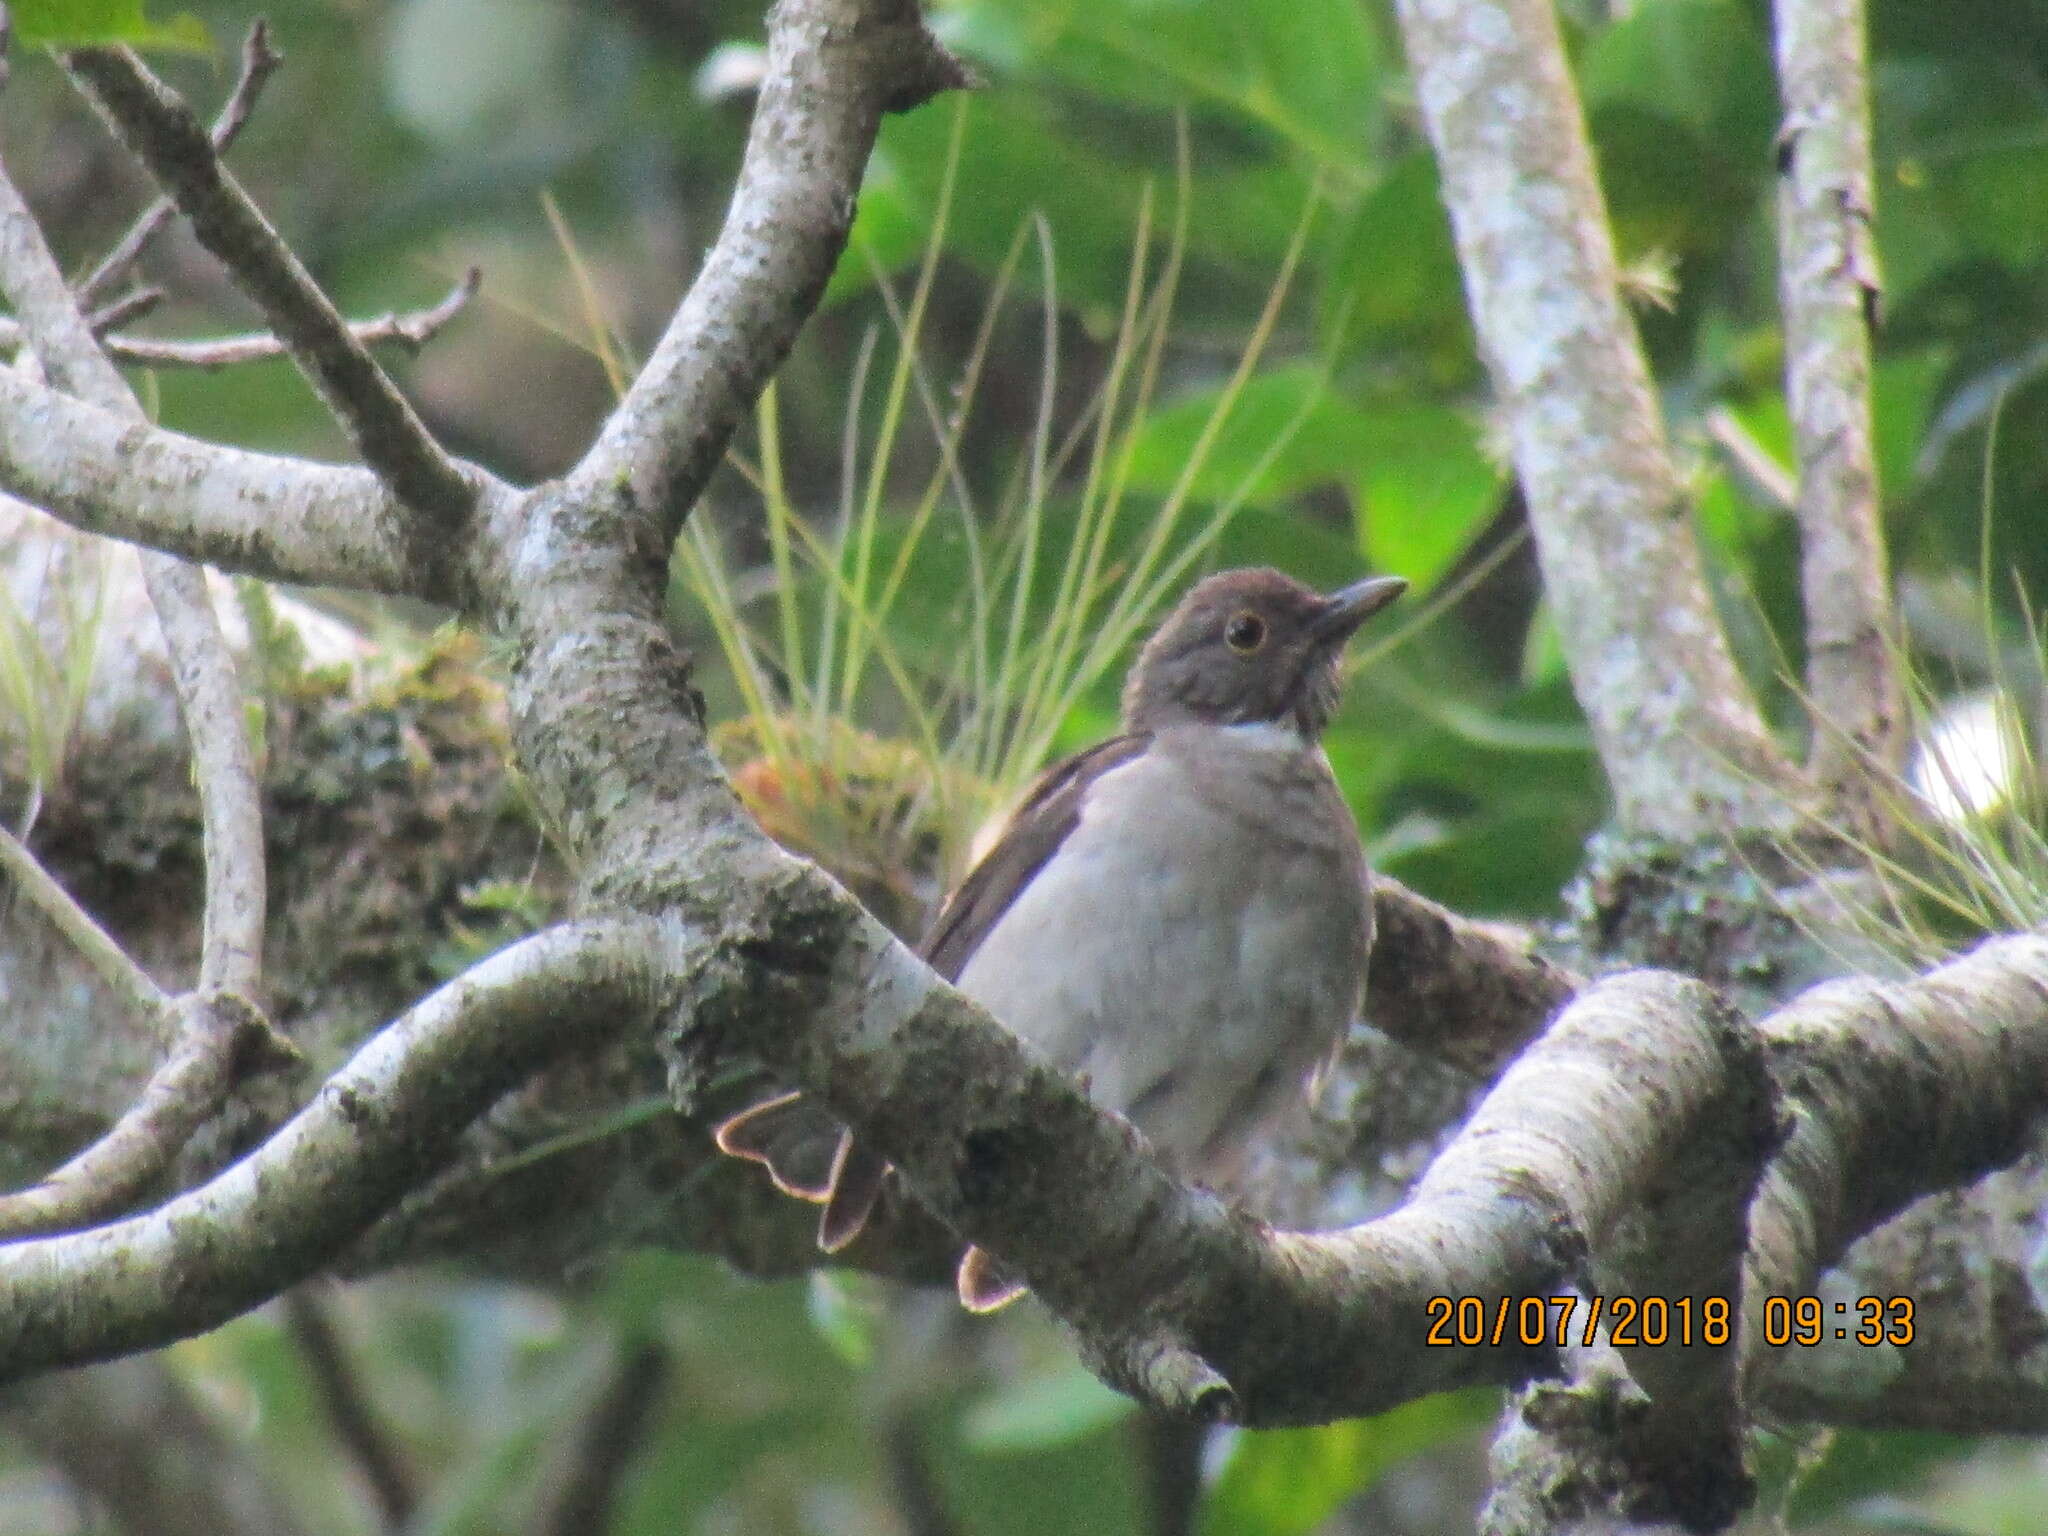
(1313, 574), (1408, 644)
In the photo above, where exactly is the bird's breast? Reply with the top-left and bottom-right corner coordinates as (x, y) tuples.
(952, 731), (1369, 1188)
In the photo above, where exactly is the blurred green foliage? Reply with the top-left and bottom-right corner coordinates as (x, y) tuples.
(7, 0), (2048, 1529)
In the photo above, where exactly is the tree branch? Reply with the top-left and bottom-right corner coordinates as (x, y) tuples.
(63, 47), (476, 531)
(1391, 0), (1803, 836)
(284, 1288), (420, 1530)
(78, 19), (282, 303)
(1772, 0), (1903, 823)
(0, 824), (172, 1035)
(0, 268), (481, 370)
(0, 919), (656, 1377)
(0, 368), (443, 596)
(0, 991), (290, 1240)
(0, 1355), (314, 1536)
(1482, 932), (2048, 1533)
(1743, 933), (2048, 1381)
(0, 145), (291, 1231)
(534, 1339), (671, 1536)
(1367, 877), (1578, 1076)
(567, 0), (969, 541)
(1754, 1152), (2048, 1432)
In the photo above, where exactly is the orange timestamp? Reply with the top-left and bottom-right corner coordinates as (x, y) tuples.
(1423, 1294), (1917, 1349)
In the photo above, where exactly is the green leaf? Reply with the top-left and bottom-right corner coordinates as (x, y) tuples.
(1694, 468), (1782, 566)
(1199, 1389), (1498, 1536)
(1579, 0), (1774, 152)
(13, 0), (209, 50)
(841, 89), (1319, 318)
(1350, 404), (1504, 587)
(1118, 364), (1501, 584)
(943, 0), (1385, 175)
(1121, 363), (1374, 506)
(1321, 150), (1474, 374)
(804, 1271), (882, 1368)
(1872, 348), (1951, 495)
(961, 1360), (1136, 1452)
(1767, 1428), (1974, 1523)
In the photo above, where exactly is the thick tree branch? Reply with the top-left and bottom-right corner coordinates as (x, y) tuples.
(567, 0), (969, 540)
(1755, 1153), (2048, 1432)
(0, 147), (288, 1229)
(64, 47), (476, 530)
(0, 368), (441, 596)
(78, 19), (282, 303)
(1772, 0), (1903, 822)
(1743, 933), (2048, 1384)
(1484, 933), (2048, 1534)
(0, 919), (656, 1376)
(1391, 0), (1803, 836)
(1367, 877), (1578, 1076)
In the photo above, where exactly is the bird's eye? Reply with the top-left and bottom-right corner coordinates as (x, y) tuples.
(1224, 611), (1267, 653)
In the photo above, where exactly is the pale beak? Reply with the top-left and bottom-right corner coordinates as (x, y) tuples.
(1313, 574), (1407, 645)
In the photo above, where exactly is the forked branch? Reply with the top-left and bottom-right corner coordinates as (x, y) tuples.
(64, 46), (475, 527)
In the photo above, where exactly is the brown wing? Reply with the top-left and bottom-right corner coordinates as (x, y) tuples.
(920, 732), (1152, 980)
(720, 731), (1152, 1275)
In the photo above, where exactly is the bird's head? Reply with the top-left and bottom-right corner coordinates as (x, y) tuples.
(1121, 567), (1407, 739)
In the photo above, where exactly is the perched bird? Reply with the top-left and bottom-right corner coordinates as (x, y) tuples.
(717, 566), (1405, 1310)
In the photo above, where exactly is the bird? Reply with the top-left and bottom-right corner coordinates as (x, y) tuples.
(716, 566), (1405, 1310)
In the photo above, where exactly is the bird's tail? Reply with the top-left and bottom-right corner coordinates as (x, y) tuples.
(818, 1133), (890, 1252)
(713, 1091), (843, 1202)
(956, 1246), (1028, 1312)
(716, 1095), (895, 1254)
(719, 1096), (1025, 1311)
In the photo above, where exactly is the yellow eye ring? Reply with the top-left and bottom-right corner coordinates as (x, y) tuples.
(1224, 611), (1267, 653)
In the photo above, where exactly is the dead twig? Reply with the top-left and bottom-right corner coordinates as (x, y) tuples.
(0, 268), (483, 370)
(79, 20), (281, 302)
(285, 1288), (420, 1531)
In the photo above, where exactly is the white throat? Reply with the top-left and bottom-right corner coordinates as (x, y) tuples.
(1220, 720), (1310, 754)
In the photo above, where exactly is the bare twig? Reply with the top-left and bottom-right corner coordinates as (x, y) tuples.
(64, 46), (475, 527)
(1391, 0), (1803, 836)
(0, 140), (266, 995)
(85, 283), (162, 334)
(0, 825), (173, 1034)
(882, 1409), (961, 1536)
(80, 20), (282, 302)
(536, 1339), (671, 1536)
(0, 991), (285, 1240)
(0, 271), (480, 369)
(0, 148), (280, 1225)
(284, 1288), (419, 1530)
(567, 0), (970, 540)
(1, 1355), (314, 1536)
(1704, 404), (1798, 513)
(1772, 0), (1903, 823)
(144, 558), (266, 994)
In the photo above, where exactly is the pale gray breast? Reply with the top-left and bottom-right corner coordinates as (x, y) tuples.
(953, 723), (1370, 1189)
